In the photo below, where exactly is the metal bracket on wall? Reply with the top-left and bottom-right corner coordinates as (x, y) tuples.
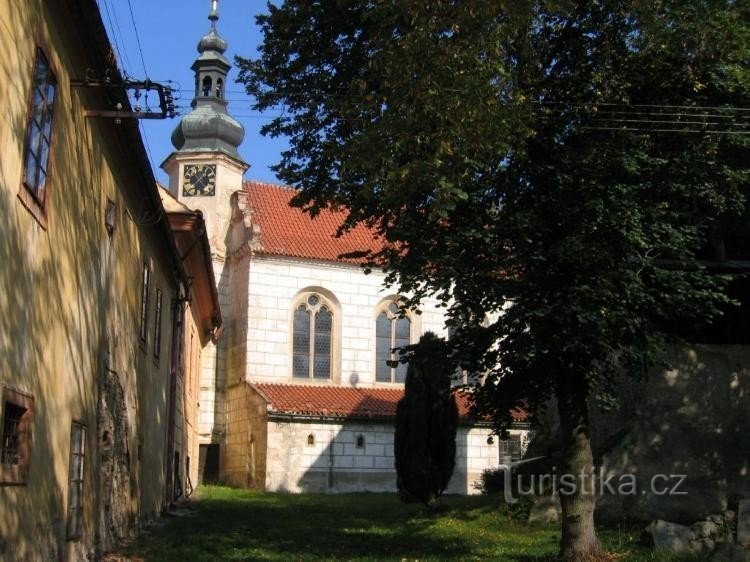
(71, 69), (176, 120)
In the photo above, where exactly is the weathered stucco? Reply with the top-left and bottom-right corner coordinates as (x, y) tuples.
(0, 1), (204, 558)
(529, 345), (750, 523)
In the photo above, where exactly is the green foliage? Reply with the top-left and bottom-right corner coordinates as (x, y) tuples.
(477, 466), (507, 496)
(239, 2), (749, 554)
(240, 0), (749, 427)
(122, 486), (705, 561)
(394, 332), (458, 506)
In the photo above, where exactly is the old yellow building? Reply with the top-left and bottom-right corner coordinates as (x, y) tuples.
(0, 0), (220, 559)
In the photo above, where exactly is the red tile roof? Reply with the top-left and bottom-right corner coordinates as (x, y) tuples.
(244, 181), (384, 264)
(251, 383), (527, 423)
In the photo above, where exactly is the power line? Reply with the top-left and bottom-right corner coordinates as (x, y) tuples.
(126, 0), (149, 77)
(100, 0), (131, 73)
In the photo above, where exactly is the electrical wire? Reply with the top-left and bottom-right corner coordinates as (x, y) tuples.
(100, 0), (130, 73)
(126, 0), (149, 77)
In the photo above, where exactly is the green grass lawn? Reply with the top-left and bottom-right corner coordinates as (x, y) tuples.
(121, 486), (700, 561)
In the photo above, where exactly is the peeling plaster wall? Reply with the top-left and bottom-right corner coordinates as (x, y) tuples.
(0, 0), (180, 558)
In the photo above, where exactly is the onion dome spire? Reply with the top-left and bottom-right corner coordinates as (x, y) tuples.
(170, 0), (245, 160)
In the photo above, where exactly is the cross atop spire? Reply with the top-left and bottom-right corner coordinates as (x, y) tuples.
(209, 0), (219, 27)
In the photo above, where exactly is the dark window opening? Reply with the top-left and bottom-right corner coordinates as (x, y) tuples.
(1, 403), (25, 466)
(356, 435), (365, 449)
(1, 388), (34, 484)
(199, 444), (219, 484)
(202, 76), (212, 96)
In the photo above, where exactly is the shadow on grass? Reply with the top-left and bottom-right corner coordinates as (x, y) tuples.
(123, 487), (560, 561)
(122, 487), (696, 561)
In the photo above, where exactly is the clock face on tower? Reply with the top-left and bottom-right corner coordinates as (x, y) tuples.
(182, 164), (217, 196)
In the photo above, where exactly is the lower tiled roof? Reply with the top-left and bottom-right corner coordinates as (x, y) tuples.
(251, 383), (527, 423)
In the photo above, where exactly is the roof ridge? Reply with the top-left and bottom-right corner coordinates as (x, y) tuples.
(243, 179), (295, 191)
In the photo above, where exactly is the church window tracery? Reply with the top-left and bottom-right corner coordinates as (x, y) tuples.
(292, 293), (334, 380)
(375, 300), (412, 383)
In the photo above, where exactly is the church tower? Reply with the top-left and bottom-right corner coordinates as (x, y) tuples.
(161, 0), (246, 455)
(161, 0), (248, 250)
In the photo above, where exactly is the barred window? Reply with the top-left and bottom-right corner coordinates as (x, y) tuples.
(66, 422), (86, 539)
(0, 388), (34, 484)
(498, 434), (522, 463)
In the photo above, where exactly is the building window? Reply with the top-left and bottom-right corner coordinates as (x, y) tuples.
(21, 48), (57, 210)
(375, 302), (411, 383)
(498, 434), (522, 463)
(356, 435), (365, 449)
(66, 422), (86, 539)
(139, 263), (150, 344)
(153, 288), (163, 361)
(306, 434), (315, 447)
(0, 388), (34, 484)
(292, 293), (333, 379)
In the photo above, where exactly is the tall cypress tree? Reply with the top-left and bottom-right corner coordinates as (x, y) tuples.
(394, 332), (458, 507)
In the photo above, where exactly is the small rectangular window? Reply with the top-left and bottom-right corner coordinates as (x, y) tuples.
(22, 48), (57, 208)
(0, 388), (34, 484)
(498, 434), (522, 463)
(66, 422), (86, 539)
(139, 264), (150, 344)
(153, 288), (163, 361)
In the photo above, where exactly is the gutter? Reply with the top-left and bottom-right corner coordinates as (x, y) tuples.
(265, 410), (530, 430)
(71, 0), (189, 291)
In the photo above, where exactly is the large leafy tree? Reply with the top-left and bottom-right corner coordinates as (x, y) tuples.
(238, 1), (749, 559)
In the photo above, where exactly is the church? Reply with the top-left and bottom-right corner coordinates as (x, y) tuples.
(160, 4), (529, 494)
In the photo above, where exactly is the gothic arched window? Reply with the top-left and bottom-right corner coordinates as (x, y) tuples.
(375, 301), (412, 383)
(293, 293), (334, 380)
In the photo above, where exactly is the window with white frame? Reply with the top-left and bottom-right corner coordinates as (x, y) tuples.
(292, 293), (334, 379)
(375, 302), (411, 383)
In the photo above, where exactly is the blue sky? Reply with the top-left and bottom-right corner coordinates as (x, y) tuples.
(98, 0), (286, 184)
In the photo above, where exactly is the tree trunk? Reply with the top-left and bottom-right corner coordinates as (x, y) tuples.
(556, 372), (605, 561)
